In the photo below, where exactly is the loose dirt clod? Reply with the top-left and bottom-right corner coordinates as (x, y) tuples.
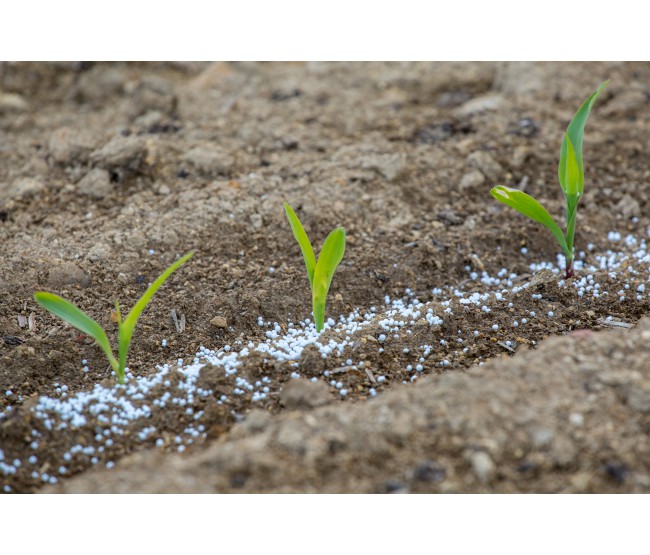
(279, 379), (332, 410)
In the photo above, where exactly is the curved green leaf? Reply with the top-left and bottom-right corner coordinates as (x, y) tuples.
(284, 202), (316, 288)
(34, 292), (118, 373)
(558, 81), (608, 194)
(564, 137), (581, 256)
(118, 251), (195, 374)
(312, 227), (346, 332)
(564, 134), (581, 197)
(490, 186), (570, 257)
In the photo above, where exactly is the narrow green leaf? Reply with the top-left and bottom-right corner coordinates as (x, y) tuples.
(118, 251), (195, 373)
(34, 292), (118, 373)
(563, 134), (582, 196)
(312, 227), (346, 332)
(558, 81), (608, 194)
(490, 186), (570, 257)
(284, 202), (316, 288)
(114, 300), (123, 325)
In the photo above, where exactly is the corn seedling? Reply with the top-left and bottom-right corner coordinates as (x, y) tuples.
(491, 81), (608, 278)
(284, 202), (346, 332)
(34, 251), (195, 384)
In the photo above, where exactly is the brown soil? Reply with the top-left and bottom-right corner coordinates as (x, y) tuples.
(1, 61), (649, 493)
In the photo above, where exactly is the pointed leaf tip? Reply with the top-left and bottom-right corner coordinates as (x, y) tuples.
(312, 226), (346, 332)
(558, 81), (607, 193)
(284, 201), (317, 288)
(118, 251), (195, 374)
(492, 187), (511, 200)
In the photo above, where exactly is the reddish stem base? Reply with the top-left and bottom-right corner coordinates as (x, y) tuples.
(565, 259), (574, 279)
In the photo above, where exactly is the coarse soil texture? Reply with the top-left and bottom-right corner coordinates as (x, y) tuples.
(1, 61), (650, 493)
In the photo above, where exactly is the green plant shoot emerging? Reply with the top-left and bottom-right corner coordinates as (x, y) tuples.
(34, 251), (195, 384)
(490, 81), (608, 278)
(284, 202), (346, 332)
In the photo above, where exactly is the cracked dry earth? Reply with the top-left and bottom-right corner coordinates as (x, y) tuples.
(1, 61), (650, 493)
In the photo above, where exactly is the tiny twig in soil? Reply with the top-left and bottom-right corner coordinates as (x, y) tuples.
(171, 309), (186, 333)
(497, 341), (516, 353)
(597, 318), (633, 329)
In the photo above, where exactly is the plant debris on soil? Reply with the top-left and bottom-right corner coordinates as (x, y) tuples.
(1, 62), (650, 493)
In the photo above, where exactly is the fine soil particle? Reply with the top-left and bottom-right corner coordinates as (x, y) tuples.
(45, 319), (650, 493)
(1, 61), (650, 493)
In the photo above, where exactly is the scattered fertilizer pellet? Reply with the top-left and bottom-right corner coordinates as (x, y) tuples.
(3, 227), (650, 492)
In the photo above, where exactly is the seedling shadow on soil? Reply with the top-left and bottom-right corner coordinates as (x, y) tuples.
(1, 62), (649, 493)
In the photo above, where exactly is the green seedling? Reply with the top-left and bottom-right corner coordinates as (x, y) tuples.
(491, 81), (608, 278)
(34, 251), (195, 384)
(284, 202), (346, 332)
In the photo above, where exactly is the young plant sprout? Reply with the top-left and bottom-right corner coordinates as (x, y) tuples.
(284, 202), (346, 332)
(34, 251), (195, 384)
(490, 81), (608, 278)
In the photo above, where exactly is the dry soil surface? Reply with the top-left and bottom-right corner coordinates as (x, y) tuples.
(1, 61), (649, 493)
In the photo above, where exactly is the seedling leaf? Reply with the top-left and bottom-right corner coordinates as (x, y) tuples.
(114, 300), (123, 325)
(490, 186), (570, 257)
(33, 292), (118, 372)
(118, 251), (195, 373)
(490, 82), (607, 279)
(284, 202), (316, 288)
(564, 134), (581, 197)
(558, 81), (608, 194)
(312, 227), (346, 332)
(35, 252), (194, 384)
